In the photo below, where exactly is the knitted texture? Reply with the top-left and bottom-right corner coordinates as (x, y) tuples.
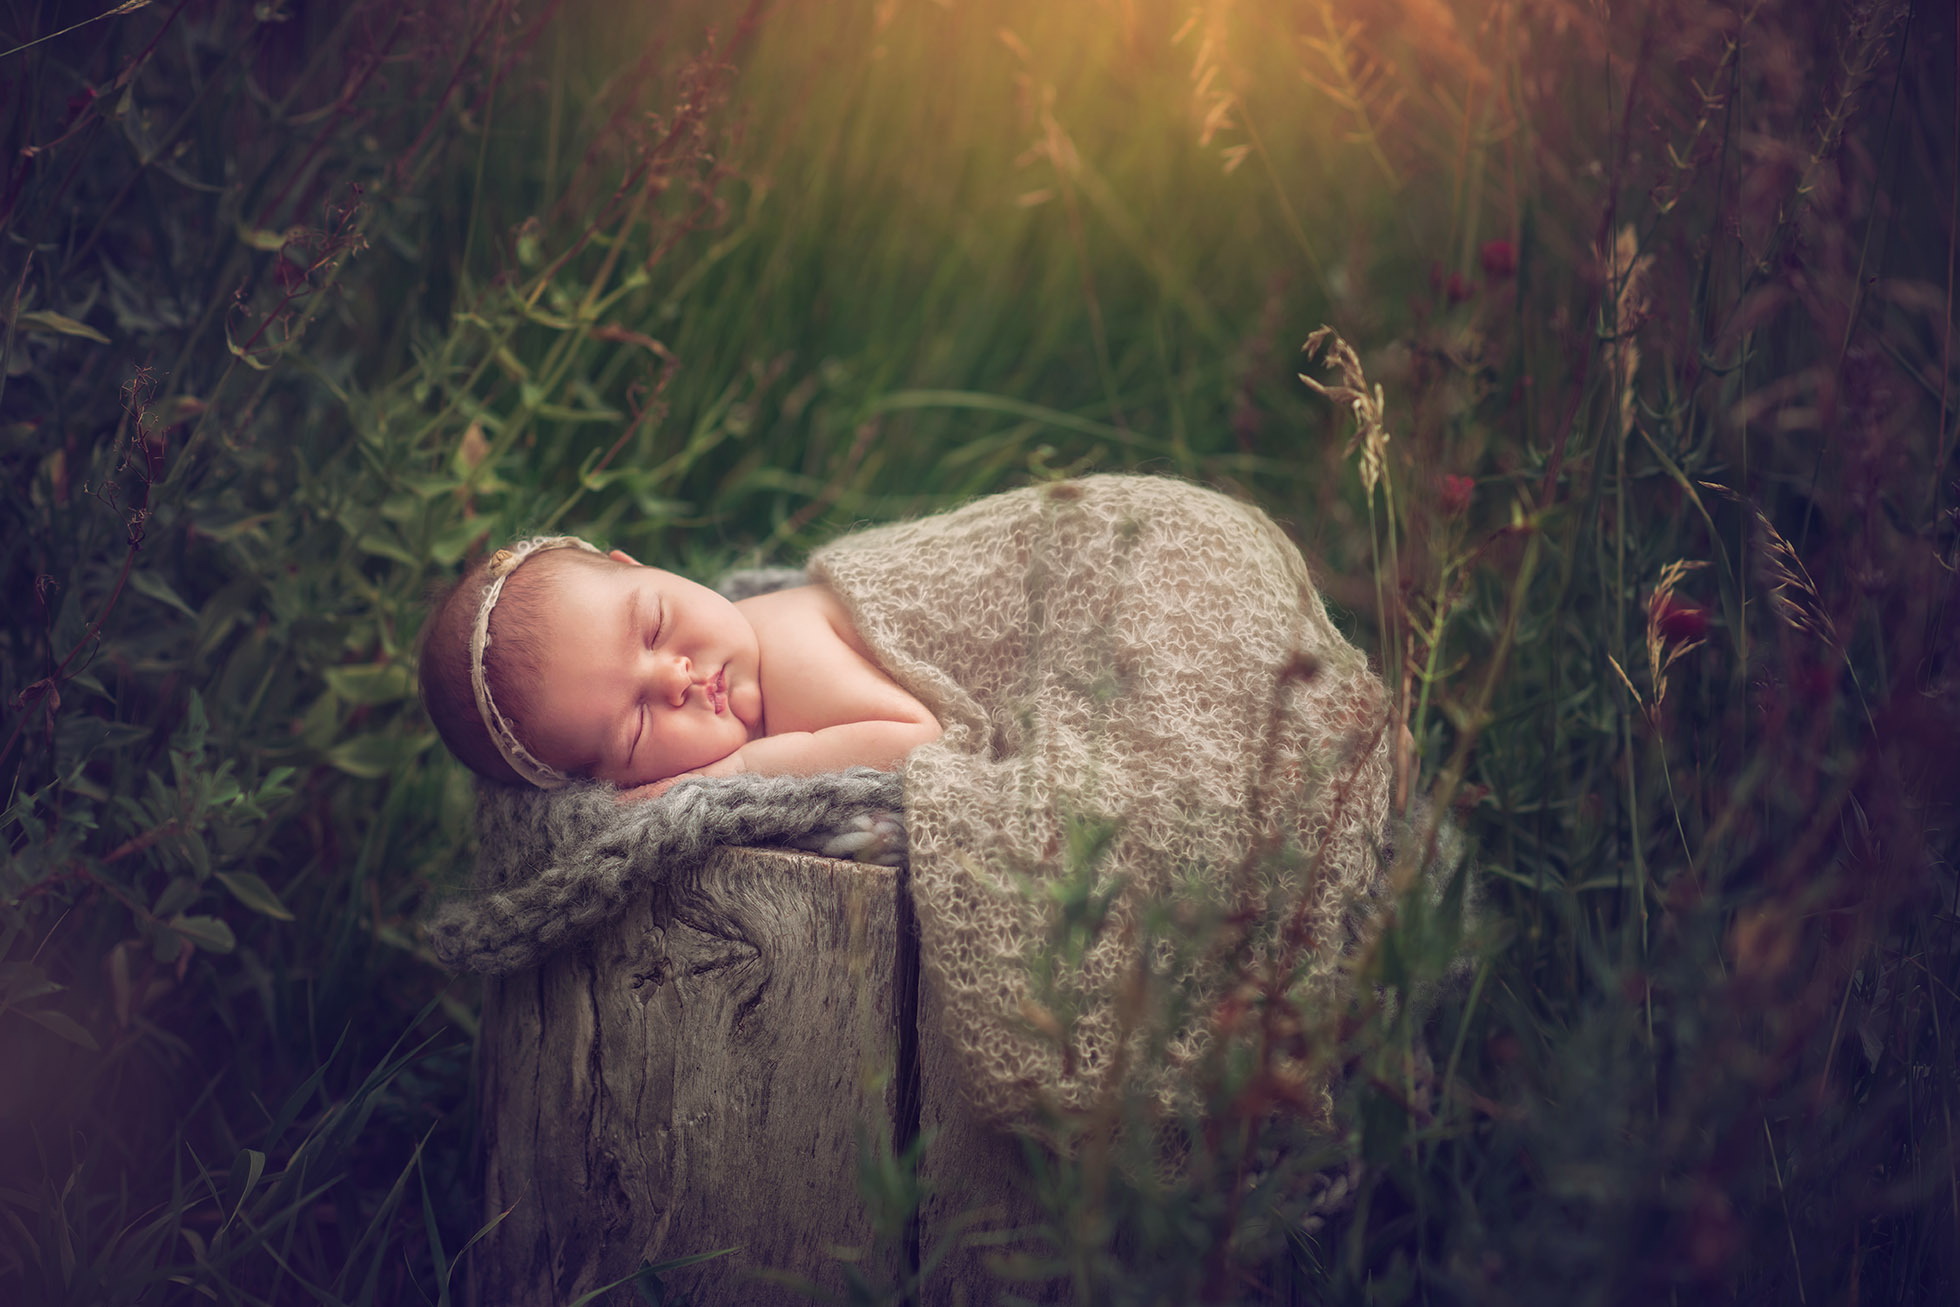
(426, 767), (905, 973)
(807, 474), (1395, 1126)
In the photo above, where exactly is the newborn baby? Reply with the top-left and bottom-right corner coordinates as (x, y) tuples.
(418, 536), (941, 798)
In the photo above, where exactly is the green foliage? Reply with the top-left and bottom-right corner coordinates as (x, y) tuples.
(1, 0), (538, 1298)
(4, 0), (1957, 1303)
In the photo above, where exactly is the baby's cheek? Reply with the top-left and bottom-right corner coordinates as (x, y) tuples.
(737, 683), (765, 733)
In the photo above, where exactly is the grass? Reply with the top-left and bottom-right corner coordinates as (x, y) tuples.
(2, 0), (1957, 1302)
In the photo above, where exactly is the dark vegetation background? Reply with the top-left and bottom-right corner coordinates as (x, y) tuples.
(1, 0), (1956, 1302)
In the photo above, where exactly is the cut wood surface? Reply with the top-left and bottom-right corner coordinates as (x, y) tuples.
(474, 846), (1062, 1307)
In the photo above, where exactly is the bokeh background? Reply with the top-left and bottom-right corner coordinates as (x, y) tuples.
(3, 0), (1957, 1302)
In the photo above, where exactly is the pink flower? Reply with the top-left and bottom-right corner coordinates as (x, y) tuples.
(1438, 474), (1475, 516)
(1480, 239), (1517, 280)
(1651, 595), (1708, 644)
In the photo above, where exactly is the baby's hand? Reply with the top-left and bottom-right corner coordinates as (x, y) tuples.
(613, 750), (750, 803)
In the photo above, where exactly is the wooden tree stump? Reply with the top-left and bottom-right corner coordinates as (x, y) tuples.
(474, 846), (1061, 1307)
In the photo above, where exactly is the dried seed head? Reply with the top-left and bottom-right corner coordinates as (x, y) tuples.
(1598, 225), (1654, 438)
(1695, 480), (1840, 651)
(1600, 224), (1654, 328)
(1606, 652), (1644, 713)
(1755, 515), (1838, 648)
(1300, 326), (1391, 496)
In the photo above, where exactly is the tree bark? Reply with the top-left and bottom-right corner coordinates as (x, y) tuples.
(474, 846), (1061, 1307)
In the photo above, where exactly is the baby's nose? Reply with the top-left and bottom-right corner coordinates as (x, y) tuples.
(655, 655), (692, 705)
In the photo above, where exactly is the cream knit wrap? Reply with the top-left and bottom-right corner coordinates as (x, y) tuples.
(808, 474), (1394, 1126)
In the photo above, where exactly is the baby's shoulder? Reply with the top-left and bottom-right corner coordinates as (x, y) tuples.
(734, 583), (865, 653)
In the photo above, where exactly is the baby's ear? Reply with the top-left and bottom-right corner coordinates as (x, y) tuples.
(608, 548), (641, 566)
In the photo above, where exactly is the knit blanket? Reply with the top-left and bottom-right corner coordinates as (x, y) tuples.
(807, 474), (1394, 1124)
(429, 475), (1399, 1129)
(428, 767), (907, 974)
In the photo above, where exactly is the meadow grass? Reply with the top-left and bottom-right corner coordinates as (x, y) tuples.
(2, 0), (1956, 1302)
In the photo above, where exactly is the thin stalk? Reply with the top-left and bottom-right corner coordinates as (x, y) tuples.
(1609, 386), (1649, 1011)
(1410, 518), (1543, 883)
(1366, 491), (1389, 695)
(1439, 954), (1492, 1115)
(1936, 6), (1959, 515)
(1764, 1117), (1808, 1303)
(457, 15), (504, 283)
(1408, 573), (1454, 801)
(1921, 958), (1960, 1258)
(1238, 104), (1329, 299)
(1654, 735), (1698, 889)
(1382, 470), (1405, 737)
(543, 14), (567, 204)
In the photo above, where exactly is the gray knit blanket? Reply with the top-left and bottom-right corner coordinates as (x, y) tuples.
(428, 766), (906, 973)
(427, 764), (1467, 978)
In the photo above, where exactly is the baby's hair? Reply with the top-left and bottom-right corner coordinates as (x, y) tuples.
(417, 544), (623, 785)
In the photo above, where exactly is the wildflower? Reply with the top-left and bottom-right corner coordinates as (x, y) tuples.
(1438, 473), (1475, 516)
(1645, 559), (1709, 711)
(1480, 238), (1517, 280)
(1608, 558), (1709, 724)
(1445, 272), (1474, 303)
(1652, 595), (1708, 644)
(1300, 326), (1391, 496)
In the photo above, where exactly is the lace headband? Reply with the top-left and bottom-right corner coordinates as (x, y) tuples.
(470, 535), (603, 789)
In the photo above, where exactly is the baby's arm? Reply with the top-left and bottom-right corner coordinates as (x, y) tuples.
(728, 718), (940, 777)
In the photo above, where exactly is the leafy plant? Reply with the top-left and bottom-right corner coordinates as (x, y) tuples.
(5, 0), (1956, 1303)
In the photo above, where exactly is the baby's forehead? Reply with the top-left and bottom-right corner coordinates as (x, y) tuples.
(514, 547), (630, 597)
(490, 549), (621, 639)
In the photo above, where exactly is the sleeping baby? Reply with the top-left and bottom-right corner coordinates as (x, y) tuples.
(425, 475), (1417, 1129)
(417, 536), (942, 800)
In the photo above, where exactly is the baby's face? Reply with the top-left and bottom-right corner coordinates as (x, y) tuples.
(514, 552), (763, 786)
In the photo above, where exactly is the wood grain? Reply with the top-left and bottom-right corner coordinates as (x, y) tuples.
(476, 847), (904, 1306)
